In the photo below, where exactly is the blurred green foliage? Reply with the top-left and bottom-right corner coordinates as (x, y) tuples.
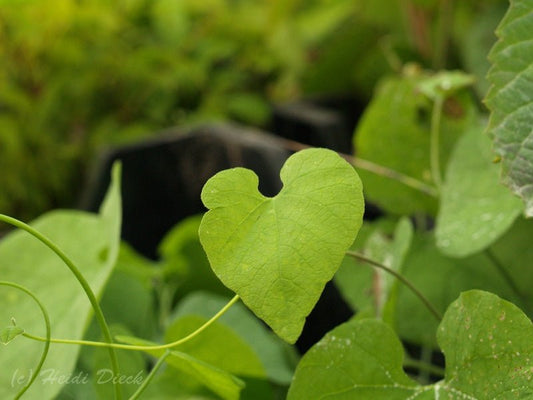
(0, 0), (506, 221)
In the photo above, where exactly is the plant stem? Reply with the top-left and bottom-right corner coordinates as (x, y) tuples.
(0, 281), (51, 399)
(430, 95), (444, 191)
(433, 0), (453, 69)
(0, 214), (122, 400)
(23, 295), (241, 351)
(282, 139), (438, 197)
(485, 249), (529, 310)
(346, 251), (442, 321)
(403, 356), (445, 378)
(128, 350), (170, 400)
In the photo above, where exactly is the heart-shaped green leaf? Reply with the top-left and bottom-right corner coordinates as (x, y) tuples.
(199, 148), (364, 343)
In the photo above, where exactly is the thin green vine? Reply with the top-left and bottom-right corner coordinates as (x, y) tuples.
(0, 215), (122, 400)
(22, 295), (241, 352)
(128, 350), (171, 400)
(0, 281), (51, 399)
(282, 139), (439, 197)
(346, 251), (443, 321)
(429, 95), (444, 191)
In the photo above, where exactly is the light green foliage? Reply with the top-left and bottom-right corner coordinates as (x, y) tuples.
(394, 231), (519, 347)
(0, 0), (371, 222)
(288, 291), (533, 399)
(436, 125), (523, 257)
(199, 148), (364, 343)
(490, 217), (533, 308)
(165, 315), (266, 379)
(0, 166), (121, 399)
(171, 292), (296, 385)
(486, 0), (533, 216)
(0, 324), (24, 345)
(416, 70), (475, 100)
(159, 215), (232, 300)
(116, 335), (244, 400)
(354, 74), (475, 215)
(91, 326), (147, 400)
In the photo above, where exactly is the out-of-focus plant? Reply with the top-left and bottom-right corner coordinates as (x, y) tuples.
(0, 0), (507, 222)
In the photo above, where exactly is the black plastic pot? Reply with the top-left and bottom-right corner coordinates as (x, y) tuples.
(269, 96), (365, 154)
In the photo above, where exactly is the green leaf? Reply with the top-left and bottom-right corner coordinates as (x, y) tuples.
(171, 292), (296, 385)
(199, 148), (364, 343)
(141, 367), (218, 400)
(165, 314), (266, 379)
(490, 217), (533, 310)
(354, 75), (474, 215)
(0, 325), (24, 345)
(288, 290), (533, 398)
(0, 164), (122, 399)
(166, 351), (245, 400)
(436, 290), (533, 396)
(287, 318), (419, 399)
(436, 125), (523, 257)
(91, 325), (147, 400)
(114, 336), (244, 400)
(334, 219), (396, 313)
(394, 231), (519, 347)
(485, 0), (533, 216)
(159, 215), (232, 300)
(417, 70), (475, 100)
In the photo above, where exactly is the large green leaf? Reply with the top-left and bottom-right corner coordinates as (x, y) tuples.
(288, 291), (533, 399)
(0, 165), (122, 399)
(354, 75), (475, 215)
(199, 148), (364, 343)
(436, 125), (523, 257)
(485, 0), (533, 216)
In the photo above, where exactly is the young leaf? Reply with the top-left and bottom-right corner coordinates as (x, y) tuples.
(485, 0), (533, 216)
(436, 125), (523, 257)
(199, 148), (364, 343)
(0, 325), (24, 345)
(288, 290), (533, 398)
(417, 70), (475, 100)
(0, 165), (122, 399)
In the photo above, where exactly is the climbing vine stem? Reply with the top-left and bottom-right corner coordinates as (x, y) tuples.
(0, 281), (51, 399)
(23, 295), (241, 352)
(346, 251), (443, 321)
